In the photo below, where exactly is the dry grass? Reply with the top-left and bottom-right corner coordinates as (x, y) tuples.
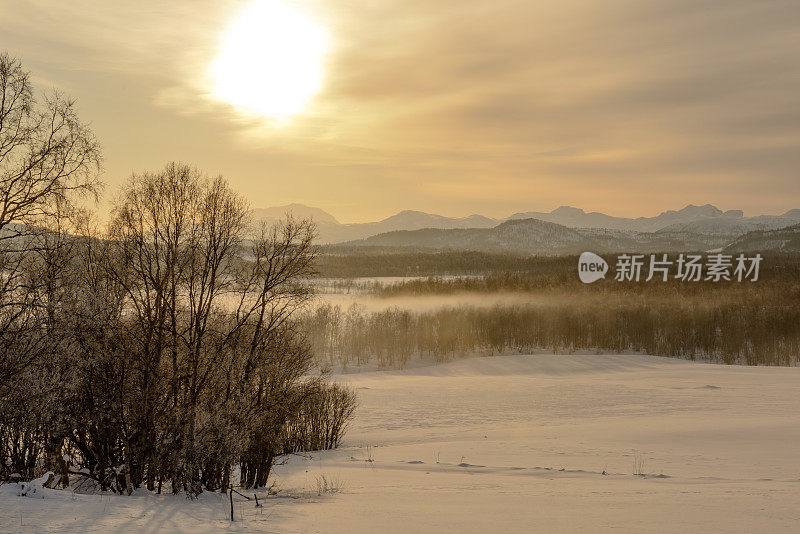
(315, 473), (346, 495)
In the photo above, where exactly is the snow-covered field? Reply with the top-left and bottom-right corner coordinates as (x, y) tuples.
(3, 353), (800, 533)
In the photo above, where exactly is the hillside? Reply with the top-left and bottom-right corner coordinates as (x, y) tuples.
(341, 218), (734, 254)
(724, 223), (800, 252)
(340, 219), (588, 254)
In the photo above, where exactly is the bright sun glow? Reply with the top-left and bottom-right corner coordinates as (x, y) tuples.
(211, 0), (327, 120)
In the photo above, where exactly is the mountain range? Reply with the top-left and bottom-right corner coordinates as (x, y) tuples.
(251, 203), (800, 252)
(250, 204), (499, 243)
(337, 219), (772, 255)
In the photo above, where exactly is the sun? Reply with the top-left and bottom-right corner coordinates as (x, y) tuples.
(211, 0), (328, 121)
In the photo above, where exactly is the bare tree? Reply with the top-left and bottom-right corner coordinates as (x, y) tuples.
(0, 51), (100, 480)
(0, 52), (101, 237)
(0, 127), (356, 493)
(0, 52), (101, 391)
(93, 163), (341, 496)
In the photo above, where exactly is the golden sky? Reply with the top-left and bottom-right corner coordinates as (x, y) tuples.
(2, 0), (799, 222)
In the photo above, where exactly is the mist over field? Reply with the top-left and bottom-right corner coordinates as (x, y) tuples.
(4, 0), (800, 531)
(319, 288), (551, 313)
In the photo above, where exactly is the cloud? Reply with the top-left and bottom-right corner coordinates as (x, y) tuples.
(2, 0), (798, 219)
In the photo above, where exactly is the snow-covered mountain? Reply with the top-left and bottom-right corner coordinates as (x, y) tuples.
(340, 219), (591, 254)
(249, 206), (499, 243)
(338, 218), (740, 254)
(656, 216), (799, 236)
(725, 223), (800, 253)
(378, 210), (497, 231)
(250, 203), (800, 245)
(509, 204), (759, 233)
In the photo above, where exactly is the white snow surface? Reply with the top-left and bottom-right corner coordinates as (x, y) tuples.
(3, 353), (800, 532)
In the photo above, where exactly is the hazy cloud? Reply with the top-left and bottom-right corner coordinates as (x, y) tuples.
(1, 0), (798, 220)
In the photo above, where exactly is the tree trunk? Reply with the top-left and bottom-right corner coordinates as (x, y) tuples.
(43, 435), (69, 489)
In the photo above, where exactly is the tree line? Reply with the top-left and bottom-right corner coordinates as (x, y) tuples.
(303, 296), (800, 369)
(316, 248), (577, 278)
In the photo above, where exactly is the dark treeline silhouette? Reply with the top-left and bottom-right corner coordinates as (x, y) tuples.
(318, 249), (799, 287)
(317, 248), (576, 278)
(303, 297), (800, 369)
(369, 259), (800, 300)
(0, 54), (355, 494)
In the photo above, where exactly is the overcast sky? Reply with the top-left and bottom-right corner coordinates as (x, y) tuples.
(2, 0), (798, 222)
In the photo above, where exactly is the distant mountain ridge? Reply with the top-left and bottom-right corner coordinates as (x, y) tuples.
(251, 203), (800, 245)
(250, 206), (499, 243)
(346, 218), (591, 255)
(340, 218), (749, 255)
(249, 204), (340, 225)
(508, 204), (749, 233)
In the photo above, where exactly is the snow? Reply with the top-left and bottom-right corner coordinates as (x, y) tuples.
(3, 353), (800, 532)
